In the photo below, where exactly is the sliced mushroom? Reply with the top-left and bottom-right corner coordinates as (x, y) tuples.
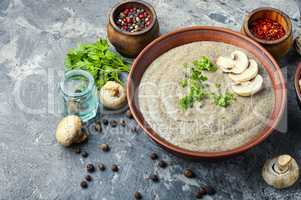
(262, 154), (299, 189)
(230, 50), (249, 74)
(232, 74), (263, 97)
(55, 115), (87, 147)
(100, 81), (127, 109)
(229, 59), (258, 83)
(216, 56), (235, 72)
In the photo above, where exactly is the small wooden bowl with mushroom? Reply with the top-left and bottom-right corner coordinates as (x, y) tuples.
(294, 62), (301, 108)
(241, 7), (293, 59)
(107, 0), (160, 58)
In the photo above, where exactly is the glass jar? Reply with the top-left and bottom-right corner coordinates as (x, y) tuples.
(60, 70), (99, 122)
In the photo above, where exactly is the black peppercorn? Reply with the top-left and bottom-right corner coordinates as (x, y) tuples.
(99, 144), (110, 152)
(97, 163), (106, 171)
(111, 164), (119, 172)
(158, 160), (167, 168)
(110, 120), (118, 127)
(120, 120), (127, 127)
(134, 191), (142, 199)
(95, 123), (102, 132)
(126, 109), (133, 119)
(85, 175), (92, 182)
(80, 181), (88, 189)
(149, 174), (159, 182)
(81, 151), (89, 158)
(183, 169), (195, 178)
(102, 119), (109, 125)
(150, 153), (158, 160)
(86, 164), (95, 173)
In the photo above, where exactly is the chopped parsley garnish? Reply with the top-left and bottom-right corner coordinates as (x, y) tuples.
(192, 56), (218, 72)
(179, 56), (234, 110)
(211, 92), (235, 108)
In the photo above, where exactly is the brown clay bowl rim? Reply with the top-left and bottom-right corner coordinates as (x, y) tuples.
(109, 0), (157, 36)
(243, 7), (292, 45)
(294, 62), (301, 103)
(127, 26), (286, 159)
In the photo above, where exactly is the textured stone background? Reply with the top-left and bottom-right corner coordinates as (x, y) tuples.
(0, 0), (301, 199)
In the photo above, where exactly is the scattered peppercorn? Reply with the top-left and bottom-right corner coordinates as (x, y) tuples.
(97, 163), (106, 171)
(95, 123), (102, 132)
(86, 164), (95, 173)
(111, 164), (119, 172)
(131, 126), (139, 133)
(150, 152), (158, 160)
(134, 191), (142, 199)
(80, 181), (88, 189)
(81, 151), (89, 158)
(74, 148), (81, 154)
(120, 120), (127, 127)
(158, 160), (167, 168)
(102, 119), (109, 125)
(115, 6), (152, 33)
(126, 109), (133, 118)
(183, 169), (195, 178)
(99, 144), (110, 152)
(110, 120), (118, 127)
(85, 175), (92, 182)
(149, 174), (159, 182)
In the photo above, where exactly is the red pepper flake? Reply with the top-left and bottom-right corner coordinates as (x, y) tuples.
(249, 18), (286, 41)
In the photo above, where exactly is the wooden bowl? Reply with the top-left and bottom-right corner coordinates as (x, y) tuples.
(127, 26), (286, 159)
(107, 0), (160, 58)
(294, 62), (301, 108)
(241, 7), (293, 59)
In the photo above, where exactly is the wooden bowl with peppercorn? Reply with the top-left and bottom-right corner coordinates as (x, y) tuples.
(107, 0), (160, 58)
(241, 7), (293, 59)
(294, 62), (301, 109)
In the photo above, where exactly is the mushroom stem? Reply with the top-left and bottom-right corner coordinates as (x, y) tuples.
(275, 155), (292, 173)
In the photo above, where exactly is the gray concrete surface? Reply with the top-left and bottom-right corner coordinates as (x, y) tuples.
(0, 0), (301, 199)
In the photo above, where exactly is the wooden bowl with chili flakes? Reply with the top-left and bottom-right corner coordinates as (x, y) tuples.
(107, 0), (160, 58)
(241, 7), (292, 59)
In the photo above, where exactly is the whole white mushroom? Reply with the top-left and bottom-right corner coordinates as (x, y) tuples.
(55, 115), (87, 147)
(99, 81), (127, 109)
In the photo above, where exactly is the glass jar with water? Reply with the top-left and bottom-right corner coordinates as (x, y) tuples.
(60, 70), (99, 122)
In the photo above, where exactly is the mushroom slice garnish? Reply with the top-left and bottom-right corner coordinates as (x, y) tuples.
(230, 50), (249, 74)
(216, 56), (235, 72)
(232, 75), (263, 97)
(229, 59), (258, 83)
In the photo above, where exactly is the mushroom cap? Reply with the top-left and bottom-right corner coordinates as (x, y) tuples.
(232, 74), (263, 97)
(216, 56), (235, 72)
(100, 81), (127, 109)
(262, 155), (299, 189)
(55, 115), (87, 147)
(229, 59), (258, 83)
(230, 50), (249, 74)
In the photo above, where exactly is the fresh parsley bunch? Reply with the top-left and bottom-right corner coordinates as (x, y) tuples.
(64, 39), (130, 89)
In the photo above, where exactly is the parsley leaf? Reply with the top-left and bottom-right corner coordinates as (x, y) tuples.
(64, 39), (130, 89)
(212, 92), (235, 108)
(193, 56), (217, 72)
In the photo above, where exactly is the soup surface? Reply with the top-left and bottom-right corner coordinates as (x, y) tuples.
(138, 41), (275, 152)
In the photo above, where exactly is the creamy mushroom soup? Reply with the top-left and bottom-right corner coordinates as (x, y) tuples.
(138, 41), (275, 152)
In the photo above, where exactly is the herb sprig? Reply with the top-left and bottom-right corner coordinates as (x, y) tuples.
(179, 56), (235, 110)
(64, 39), (130, 89)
